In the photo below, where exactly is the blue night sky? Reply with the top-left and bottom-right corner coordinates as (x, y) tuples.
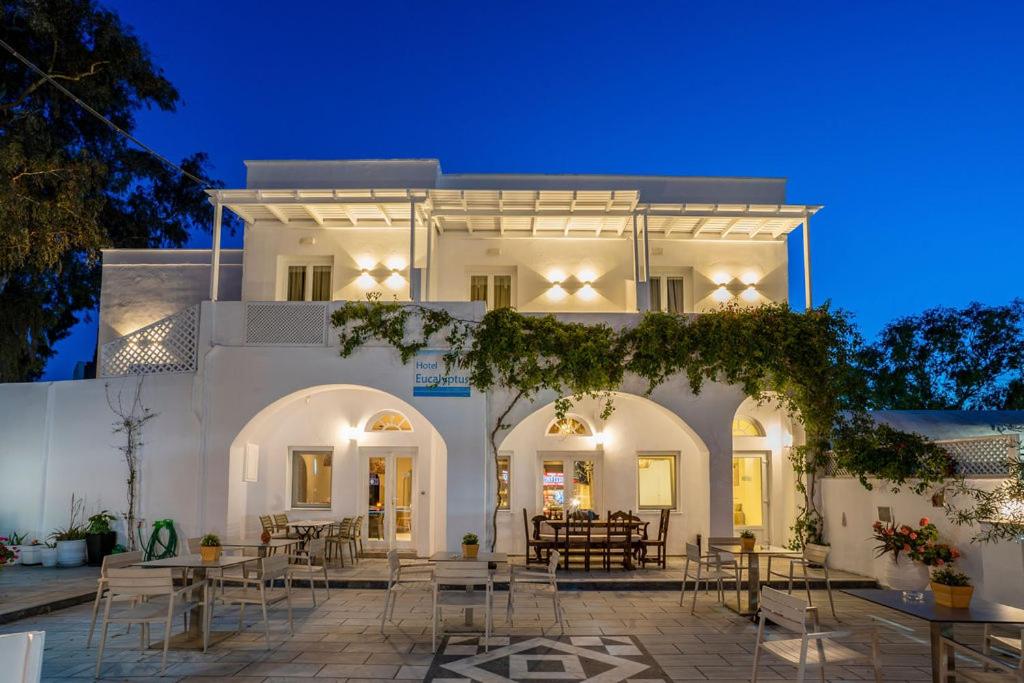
(43, 1), (1024, 380)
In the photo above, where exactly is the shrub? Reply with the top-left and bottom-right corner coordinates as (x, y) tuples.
(200, 534), (221, 547)
(462, 533), (479, 546)
(931, 567), (971, 586)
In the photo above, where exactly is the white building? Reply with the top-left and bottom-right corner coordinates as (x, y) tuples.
(3, 159), (823, 559)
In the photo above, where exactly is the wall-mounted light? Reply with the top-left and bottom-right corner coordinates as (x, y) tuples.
(578, 282), (597, 301)
(740, 286), (759, 303)
(299, 236), (317, 246)
(711, 286), (732, 303)
(711, 271), (732, 286)
(356, 269), (377, 289)
(339, 424), (360, 442)
(385, 270), (405, 289)
(739, 270), (761, 286)
(781, 431), (794, 448)
(593, 431), (607, 447)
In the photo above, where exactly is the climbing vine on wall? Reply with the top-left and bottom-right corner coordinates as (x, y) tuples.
(331, 299), (954, 550)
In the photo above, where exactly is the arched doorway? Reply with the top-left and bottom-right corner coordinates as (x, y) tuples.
(494, 392), (709, 555)
(226, 384), (447, 556)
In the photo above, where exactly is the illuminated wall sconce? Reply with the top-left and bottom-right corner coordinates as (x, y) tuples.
(739, 271), (761, 286)
(385, 269), (405, 289)
(578, 281), (597, 301)
(740, 286), (759, 303)
(356, 269), (377, 289)
(339, 425), (360, 442)
(593, 431), (607, 447)
(781, 431), (794, 448)
(711, 286), (732, 303)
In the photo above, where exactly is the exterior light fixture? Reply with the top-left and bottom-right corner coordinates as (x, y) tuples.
(740, 286), (759, 303)
(340, 425), (360, 442)
(385, 270), (405, 289)
(356, 269), (376, 288)
(593, 431), (606, 446)
(711, 286), (732, 303)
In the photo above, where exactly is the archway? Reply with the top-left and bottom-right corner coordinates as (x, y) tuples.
(226, 384), (448, 557)
(494, 392), (709, 555)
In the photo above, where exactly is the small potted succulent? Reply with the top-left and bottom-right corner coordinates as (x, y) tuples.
(40, 542), (58, 568)
(740, 529), (756, 552)
(85, 511), (118, 566)
(462, 532), (479, 559)
(199, 533), (222, 562)
(930, 567), (973, 608)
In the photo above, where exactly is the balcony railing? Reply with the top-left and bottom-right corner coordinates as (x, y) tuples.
(100, 305), (200, 377)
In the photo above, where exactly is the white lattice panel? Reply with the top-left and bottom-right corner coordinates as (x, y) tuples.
(939, 435), (1019, 478)
(101, 306), (199, 377)
(245, 302), (327, 345)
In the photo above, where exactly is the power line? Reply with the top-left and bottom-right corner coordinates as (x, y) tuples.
(0, 37), (212, 188)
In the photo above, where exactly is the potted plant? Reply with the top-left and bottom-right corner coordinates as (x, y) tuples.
(872, 517), (936, 592)
(40, 542), (58, 568)
(0, 537), (18, 569)
(199, 534), (222, 562)
(462, 532), (479, 559)
(85, 511), (118, 566)
(931, 567), (973, 608)
(20, 539), (43, 566)
(739, 529), (756, 552)
(6, 532), (28, 564)
(50, 495), (88, 567)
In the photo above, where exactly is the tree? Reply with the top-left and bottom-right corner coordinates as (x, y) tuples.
(0, 0), (229, 381)
(859, 300), (1024, 410)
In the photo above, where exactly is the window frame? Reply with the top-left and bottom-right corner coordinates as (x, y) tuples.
(279, 256), (334, 302)
(496, 452), (512, 511)
(648, 267), (693, 313)
(466, 267), (517, 310)
(636, 452), (679, 511)
(289, 446), (334, 510)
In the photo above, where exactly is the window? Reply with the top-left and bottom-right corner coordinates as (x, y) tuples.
(649, 276), (685, 313)
(732, 454), (765, 528)
(732, 416), (766, 437)
(291, 449), (332, 509)
(497, 454), (511, 510)
(367, 411), (413, 432)
(637, 454), (677, 510)
(546, 417), (592, 437)
(540, 454), (601, 516)
(468, 272), (514, 310)
(284, 262), (332, 301)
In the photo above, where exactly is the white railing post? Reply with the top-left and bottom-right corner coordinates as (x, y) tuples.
(209, 197), (223, 302)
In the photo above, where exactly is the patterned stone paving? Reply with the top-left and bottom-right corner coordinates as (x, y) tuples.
(0, 586), (993, 682)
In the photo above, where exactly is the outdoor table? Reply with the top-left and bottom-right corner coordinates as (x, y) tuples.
(219, 538), (300, 557)
(709, 543), (799, 617)
(285, 519), (334, 540)
(429, 551), (507, 627)
(133, 554), (252, 649)
(544, 520), (650, 569)
(844, 588), (1024, 683)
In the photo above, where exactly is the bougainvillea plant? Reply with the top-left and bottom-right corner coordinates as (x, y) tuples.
(0, 537), (18, 568)
(871, 517), (960, 565)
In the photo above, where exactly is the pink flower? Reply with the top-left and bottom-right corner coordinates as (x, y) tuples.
(920, 517), (930, 526)
(909, 532), (918, 540)
(903, 544), (911, 552)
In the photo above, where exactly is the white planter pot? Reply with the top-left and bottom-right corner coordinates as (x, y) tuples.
(882, 556), (930, 591)
(40, 548), (58, 567)
(19, 545), (42, 565)
(56, 539), (86, 567)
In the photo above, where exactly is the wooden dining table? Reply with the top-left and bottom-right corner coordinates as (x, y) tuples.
(709, 543), (800, 616)
(285, 520), (334, 540)
(543, 519), (650, 569)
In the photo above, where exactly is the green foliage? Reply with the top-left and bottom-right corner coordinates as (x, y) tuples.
(0, 0), (232, 380)
(199, 533), (220, 547)
(944, 442), (1024, 543)
(50, 493), (87, 541)
(931, 567), (971, 586)
(739, 529), (755, 539)
(461, 532), (479, 546)
(86, 510), (116, 534)
(859, 300), (1024, 410)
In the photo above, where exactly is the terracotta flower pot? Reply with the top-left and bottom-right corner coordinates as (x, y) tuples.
(740, 537), (756, 552)
(462, 543), (479, 559)
(199, 545), (222, 562)
(931, 582), (973, 608)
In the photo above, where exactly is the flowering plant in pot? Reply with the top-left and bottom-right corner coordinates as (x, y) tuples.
(872, 517), (938, 591)
(85, 511), (118, 566)
(462, 532), (479, 559)
(199, 534), (222, 562)
(0, 537), (18, 569)
(930, 567), (973, 608)
(739, 529), (756, 551)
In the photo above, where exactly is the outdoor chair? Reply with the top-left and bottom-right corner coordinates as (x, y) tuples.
(752, 586), (880, 683)
(272, 513), (297, 538)
(507, 549), (562, 629)
(766, 542), (837, 618)
(381, 548), (434, 633)
(949, 632), (1024, 681)
(431, 560), (493, 653)
(260, 514), (289, 540)
(563, 511), (593, 571)
(639, 509), (670, 569)
(286, 537), (330, 606)
(679, 542), (740, 614)
(353, 514), (365, 557)
(0, 631), (44, 683)
(707, 535), (744, 582)
(327, 517), (358, 564)
(208, 555), (294, 648)
(93, 568), (201, 677)
(86, 550), (144, 647)
(523, 509), (556, 566)
(601, 510), (633, 571)
(985, 625), (1024, 662)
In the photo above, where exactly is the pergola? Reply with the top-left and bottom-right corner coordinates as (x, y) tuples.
(207, 188), (821, 307)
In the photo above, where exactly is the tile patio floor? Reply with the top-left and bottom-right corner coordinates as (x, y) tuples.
(3, 585), (996, 682)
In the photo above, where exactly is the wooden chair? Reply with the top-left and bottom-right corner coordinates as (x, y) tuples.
(947, 633), (1024, 682)
(752, 586), (880, 683)
(523, 509), (556, 566)
(353, 515), (365, 557)
(640, 509), (670, 569)
(86, 550), (144, 647)
(679, 542), (740, 614)
(286, 537), (330, 606)
(563, 511), (593, 571)
(602, 510), (633, 571)
(766, 542), (837, 618)
(272, 513), (296, 538)
(381, 548), (434, 633)
(508, 550), (562, 628)
(93, 568), (200, 677)
(432, 561), (493, 653)
(260, 514), (288, 540)
(985, 625), (1023, 663)
(0, 631), (44, 683)
(208, 555), (294, 648)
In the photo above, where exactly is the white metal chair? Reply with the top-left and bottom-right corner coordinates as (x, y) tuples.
(432, 561), (493, 653)
(766, 542), (837, 618)
(679, 542), (740, 614)
(752, 586), (880, 683)
(86, 550), (144, 647)
(93, 568), (200, 677)
(208, 555), (294, 648)
(944, 634), (1024, 681)
(287, 537), (330, 606)
(507, 550), (562, 629)
(381, 549), (434, 633)
(985, 625), (1023, 664)
(0, 632), (45, 683)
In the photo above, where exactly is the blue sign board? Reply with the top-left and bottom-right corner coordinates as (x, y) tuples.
(413, 349), (471, 398)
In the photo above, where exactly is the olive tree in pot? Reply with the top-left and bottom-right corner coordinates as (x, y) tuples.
(85, 511), (118, 566)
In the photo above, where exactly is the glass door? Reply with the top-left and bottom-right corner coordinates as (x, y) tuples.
(732, 452), (769, 540)
(365, 451), (416, 549)
(539, 453), (601, 517)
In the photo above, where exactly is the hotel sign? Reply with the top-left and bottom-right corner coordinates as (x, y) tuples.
(413, 349), (471, 398)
